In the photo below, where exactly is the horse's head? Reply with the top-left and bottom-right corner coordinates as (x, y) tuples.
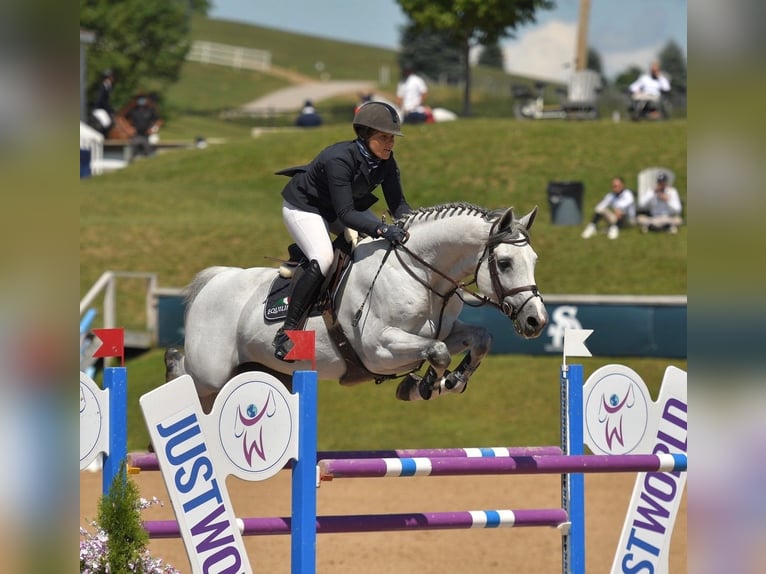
(476, 206), (548, 338)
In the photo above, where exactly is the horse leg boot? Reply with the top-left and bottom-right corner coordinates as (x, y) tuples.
(273, 259), (325, 362)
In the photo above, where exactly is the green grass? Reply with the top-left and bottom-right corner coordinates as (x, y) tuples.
(119, 349), (685, 452)
(164, 61), (291, 113)
(81, 19), (686, 451)
(190, 14), (400, 83)
(81, 118), (686, 295)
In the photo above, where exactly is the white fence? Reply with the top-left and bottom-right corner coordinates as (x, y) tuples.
(187, 41), (271, 72)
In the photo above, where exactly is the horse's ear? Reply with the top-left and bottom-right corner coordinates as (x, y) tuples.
(498, 207), (515, 230)
(518, 206), (538, 231)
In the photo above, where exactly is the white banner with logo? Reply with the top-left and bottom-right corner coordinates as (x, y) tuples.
(141, 372), (299, 574)
(582, 365), (687, 574)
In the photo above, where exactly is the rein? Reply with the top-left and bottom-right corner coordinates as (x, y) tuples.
(393, 234), (542, 323)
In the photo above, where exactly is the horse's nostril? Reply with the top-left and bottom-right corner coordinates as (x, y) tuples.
(527, 317), (539, 328)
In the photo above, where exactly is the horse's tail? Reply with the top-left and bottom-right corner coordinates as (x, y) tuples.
(184, 266), (231, 318)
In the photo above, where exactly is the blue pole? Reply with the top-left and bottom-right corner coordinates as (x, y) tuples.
(561, 364), (585, 574)
(291, 371), (318, 574)
(102, 366), (127, 495)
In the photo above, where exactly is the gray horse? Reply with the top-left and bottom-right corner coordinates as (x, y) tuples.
(166, 202), (548, 409)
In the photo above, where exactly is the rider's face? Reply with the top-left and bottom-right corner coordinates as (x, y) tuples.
(367, 131), (395, 160)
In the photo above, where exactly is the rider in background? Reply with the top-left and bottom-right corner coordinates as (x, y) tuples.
(272, 101), (413, 361)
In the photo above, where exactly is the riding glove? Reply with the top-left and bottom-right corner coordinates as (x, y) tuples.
(377, 224), (407, 244)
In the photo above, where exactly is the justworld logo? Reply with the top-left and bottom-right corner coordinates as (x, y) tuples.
(217, 379), (294, 478)
(583, 368), (651, 455)
(234, 390), (276, 466)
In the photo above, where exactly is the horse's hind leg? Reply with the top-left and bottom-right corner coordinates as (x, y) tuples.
(164, 347), (186, 382)
(164, 347), (218, 414)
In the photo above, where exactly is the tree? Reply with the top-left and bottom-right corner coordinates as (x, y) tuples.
(658, 40), (686, 92)
(396, 0), (555, 116)
(80, 0), (209, 110)
(479, 39), (505, 70)
(399, 22), (463, 84)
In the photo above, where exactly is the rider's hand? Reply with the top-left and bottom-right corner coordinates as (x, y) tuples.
(377, 224), (407, 244)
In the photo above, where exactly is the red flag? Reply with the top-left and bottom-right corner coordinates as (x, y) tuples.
(283, 330), (316, 370)
(92, 328), (125, 366)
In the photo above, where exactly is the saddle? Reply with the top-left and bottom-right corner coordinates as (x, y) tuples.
(263, 232), (378, 385)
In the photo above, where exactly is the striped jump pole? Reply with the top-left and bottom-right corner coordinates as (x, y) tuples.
(127, 445), (564, 472)
(317, 453), (687, 479)
(144, 508), (569, 538)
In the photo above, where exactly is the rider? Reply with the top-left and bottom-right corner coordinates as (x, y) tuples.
(272, 101), (413, 361)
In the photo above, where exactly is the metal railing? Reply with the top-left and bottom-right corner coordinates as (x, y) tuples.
(80, 271), (159, 348)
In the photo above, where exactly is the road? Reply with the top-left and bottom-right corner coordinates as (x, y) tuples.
(241, 80), (375, 114)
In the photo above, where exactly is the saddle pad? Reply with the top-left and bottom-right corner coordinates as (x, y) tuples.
(263, 274), (324, 323)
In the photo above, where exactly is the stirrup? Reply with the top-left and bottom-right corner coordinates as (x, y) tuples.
(273, 329), (296, 363)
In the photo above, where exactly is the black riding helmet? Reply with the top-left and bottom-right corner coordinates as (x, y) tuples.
(353, 101), (404, 138)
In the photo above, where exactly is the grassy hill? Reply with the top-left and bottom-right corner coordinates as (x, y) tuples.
(81, 18), (687, 451)
(158, 16), (570, 137)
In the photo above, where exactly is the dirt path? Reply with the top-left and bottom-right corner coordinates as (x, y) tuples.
(80, 468), (686, 573)
(241, 80), (375, 113)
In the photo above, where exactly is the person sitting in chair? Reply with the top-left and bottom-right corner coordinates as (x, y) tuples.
(636, 172), (683, 233)
(272, 101), (414, 361)
(629, 61), (671, 120)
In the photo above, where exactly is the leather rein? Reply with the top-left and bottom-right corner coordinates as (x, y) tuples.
(392, 226), (543, 330)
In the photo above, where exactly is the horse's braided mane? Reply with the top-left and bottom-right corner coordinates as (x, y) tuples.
(395, 202), (495, 225)
(396, 202), (529, 244)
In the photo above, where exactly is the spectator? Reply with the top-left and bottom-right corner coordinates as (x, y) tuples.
(91, 69), (115, 136)
(636, 172), (683, 233)
(581, 176), (636, 240)
(396, 62), (429, 124)
(271, 101), (413, 361)
(295, 100), (323, 128)
(126, 94), (161, 158)
(629, 61), (671, 120)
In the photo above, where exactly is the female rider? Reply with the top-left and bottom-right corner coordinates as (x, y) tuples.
(273, 101), (413, 361)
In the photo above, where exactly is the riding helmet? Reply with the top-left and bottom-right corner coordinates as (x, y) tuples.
(353, 101), (403, 136)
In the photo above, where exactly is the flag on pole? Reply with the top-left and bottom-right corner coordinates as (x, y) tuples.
(563, 328), (593, 363)
(92, 328), (125, 367)
(284, 330), (316, 370)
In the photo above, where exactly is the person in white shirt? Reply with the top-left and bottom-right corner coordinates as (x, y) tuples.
(396, 63), (429, 124)
(636, 172), (683, 233)
(630, 61), (671, 120)
(581, 176), (636, 240)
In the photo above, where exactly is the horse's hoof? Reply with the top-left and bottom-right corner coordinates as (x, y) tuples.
(396, 374), (432, 401)
(396, 375), (417, 400)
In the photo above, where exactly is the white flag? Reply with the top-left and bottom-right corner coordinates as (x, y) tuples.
(564, 328), (593, 358)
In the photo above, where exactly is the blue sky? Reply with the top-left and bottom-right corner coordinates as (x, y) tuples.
(209, 0), (686, 82)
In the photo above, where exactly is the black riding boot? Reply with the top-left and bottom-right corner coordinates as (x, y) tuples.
(273, 259), (325, 362)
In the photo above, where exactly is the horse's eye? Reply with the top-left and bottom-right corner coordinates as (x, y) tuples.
(497, 259), (512, 271)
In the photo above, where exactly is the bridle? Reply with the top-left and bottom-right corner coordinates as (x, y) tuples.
(390, 222), (543, 327)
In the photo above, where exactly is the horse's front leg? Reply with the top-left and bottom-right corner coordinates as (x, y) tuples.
(368, 328), (452, 401)
(435, 321), (493, 396)
(389, 322), (492, 402)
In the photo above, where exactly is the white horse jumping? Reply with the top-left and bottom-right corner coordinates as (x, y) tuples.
(166, 202), (548, 407)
